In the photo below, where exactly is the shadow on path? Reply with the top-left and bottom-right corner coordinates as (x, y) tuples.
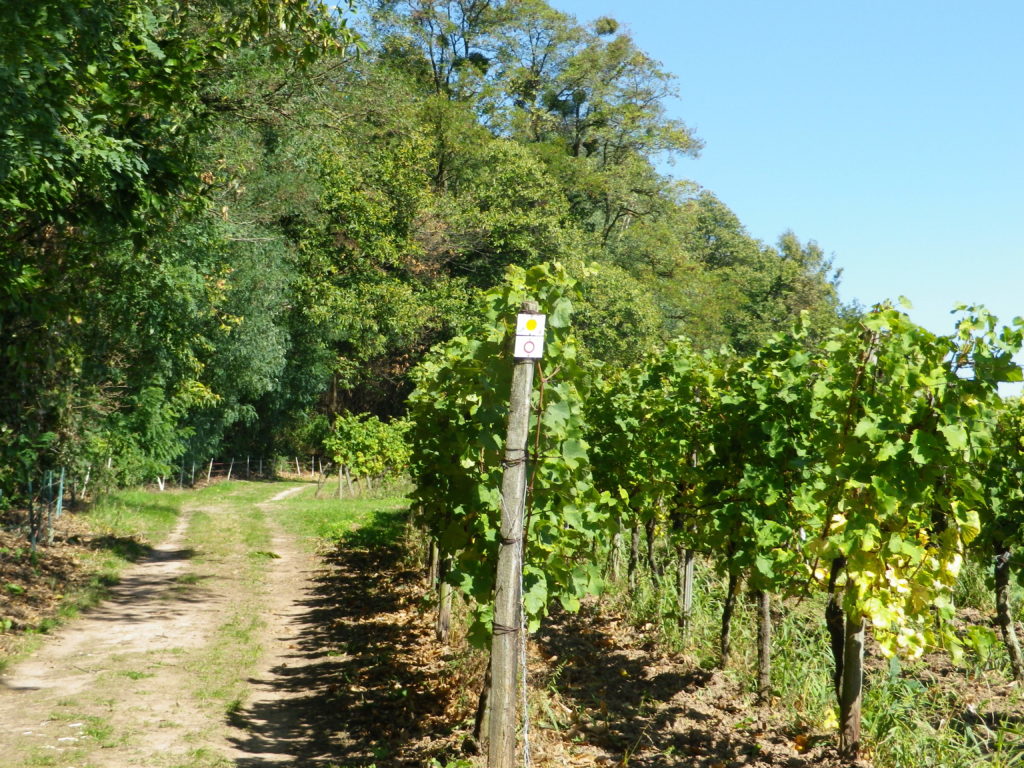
(228, 511), (463, 767)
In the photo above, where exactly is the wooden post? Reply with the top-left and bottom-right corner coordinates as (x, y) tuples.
(207, 458), (214, 483)
(247, 456), (251, 480)
(628, 525), (640, 591)
(488, 300), (540, 768)
(677, 544), (695, 637)
(720, 571), (740, 667)
(45, 470), (54, 545)
(227, 457), (234, 481)
(427, 539), (440, 586)
(28, 481), (36, 552)
(755, 589), (772, 701)
(56, 468), (64, 521)
(437, 555), (453, 644)
(607, 528), (622, 582)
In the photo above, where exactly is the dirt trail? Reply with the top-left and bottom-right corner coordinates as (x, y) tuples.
(222, 488), (322, 766)
(0, 484), (314, 768)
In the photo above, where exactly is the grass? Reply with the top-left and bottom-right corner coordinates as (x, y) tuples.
(598, 545), (1024, 768)
(0, 488), (192, 673)
(85, 488), (185, 545)
(177, 486), (274, 714)
(273, 478), (412, 546)
(2, 478), (415, 768)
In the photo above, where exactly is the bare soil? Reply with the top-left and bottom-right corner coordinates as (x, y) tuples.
(9, 484), (1016, 768)
(0, 485), (857, 768)
(0, 485), (315, 767)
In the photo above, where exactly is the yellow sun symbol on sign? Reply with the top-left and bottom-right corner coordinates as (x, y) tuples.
(525, 318), (538, 331)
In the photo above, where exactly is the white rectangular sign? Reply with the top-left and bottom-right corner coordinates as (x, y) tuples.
(514, 312), (546, 358)
(516, 313), (546, 337)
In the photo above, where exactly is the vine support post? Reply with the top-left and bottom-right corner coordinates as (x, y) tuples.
(628, 525), (640, 591)
(427, 538), (440, 586)
(676, 543), (695, 638)
(488, 300), (540, 768)
(754, 589), (772, 701)
(56, 468), (64, 521)
(720, 570), (740, 667)
(45, 470), (54, 545)
(436, 554), (453, 644)
(28, 477), (36, 553)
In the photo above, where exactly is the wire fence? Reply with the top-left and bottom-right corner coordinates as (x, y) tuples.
(0, 454), (393, 550)
(1, 468), (67, 553)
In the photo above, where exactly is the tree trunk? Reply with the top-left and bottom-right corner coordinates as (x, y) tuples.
(995, 543), (1024, 681)
(825, 556), (846, 700)
(720, 571), (740, 667)
(472, 664), (493, 753)
(628, 524), (640, 591)
(839, 613), (865, 759)
(754, 589), (772, 702)
(676, 544), (695, 637)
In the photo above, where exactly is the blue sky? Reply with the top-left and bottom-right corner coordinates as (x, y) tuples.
(550, 0), (1024, 343)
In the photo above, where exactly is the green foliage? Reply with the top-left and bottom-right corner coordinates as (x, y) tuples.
(701, 316), (819, 593)
(806, 305), (1018, 658)
(0, 0), (357, 499)
(0, 0), (845, 509)
(408, 262), (610, 642)
(325, 414), (412, 480)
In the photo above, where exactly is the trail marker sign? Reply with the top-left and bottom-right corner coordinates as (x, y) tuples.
(513, 312), (546, 359)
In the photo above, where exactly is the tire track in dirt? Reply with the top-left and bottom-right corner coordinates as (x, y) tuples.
(0, 484), (312, 767)
(0, 503), (231, 767)
(222, 487), (323, 766)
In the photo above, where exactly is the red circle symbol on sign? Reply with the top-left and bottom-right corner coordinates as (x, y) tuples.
(523, 340), (535, 354)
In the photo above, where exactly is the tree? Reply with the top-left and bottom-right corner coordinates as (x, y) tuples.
(0, 0), (355, 496)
